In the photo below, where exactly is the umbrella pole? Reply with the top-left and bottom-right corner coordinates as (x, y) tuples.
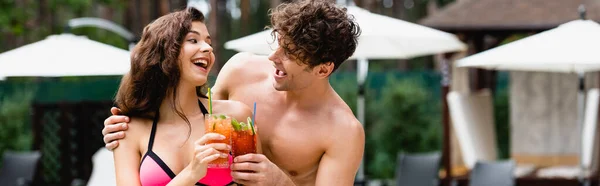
(440, 54), (453, 186)
(356, 58), (369, 185)
(577, 72), (589, 186)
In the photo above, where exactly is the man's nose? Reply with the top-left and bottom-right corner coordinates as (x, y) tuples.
(268, 50), (278, 62)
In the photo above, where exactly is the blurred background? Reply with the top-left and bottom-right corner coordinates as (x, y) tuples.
(2, 0), (598, 186)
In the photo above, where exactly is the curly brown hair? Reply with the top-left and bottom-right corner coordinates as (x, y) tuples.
(115, 7), (207, 124)
(269, 0), (360, 72)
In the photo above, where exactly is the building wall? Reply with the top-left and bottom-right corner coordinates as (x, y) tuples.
(511, 72), (579, 154)
(510, 71), (599, 166)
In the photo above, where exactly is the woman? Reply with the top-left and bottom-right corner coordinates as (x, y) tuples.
(112, 7), (252, 186)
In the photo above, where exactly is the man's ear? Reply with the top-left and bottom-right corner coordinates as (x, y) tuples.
(314, 62), (334, 78)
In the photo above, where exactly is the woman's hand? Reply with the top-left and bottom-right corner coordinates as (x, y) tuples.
(187, 133), (231, 180)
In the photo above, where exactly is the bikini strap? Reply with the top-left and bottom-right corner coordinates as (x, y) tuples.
(149, 100), (205, 151)
(148, 110), (159, 151)
(199, 99), (209, 115)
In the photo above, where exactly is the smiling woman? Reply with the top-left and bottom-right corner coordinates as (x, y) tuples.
(115, 8), (211, 120)
(177, 21), (214, 91)
(111, 7), (252, 186)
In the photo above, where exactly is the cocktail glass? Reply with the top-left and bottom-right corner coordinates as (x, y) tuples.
(204, 114), (232, 168)
(232, 117), (257, 157)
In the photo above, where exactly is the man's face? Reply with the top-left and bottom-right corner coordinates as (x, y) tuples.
(267, 40), (317, 91)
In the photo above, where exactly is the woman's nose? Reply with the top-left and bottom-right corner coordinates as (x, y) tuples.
(200, 42), (213, 53)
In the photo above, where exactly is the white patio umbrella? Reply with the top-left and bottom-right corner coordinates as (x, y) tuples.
(458, 20), (600, 73)
(224, 5), (466, 181)
(457, 19), (600, 180)
(0, 34), (130, 79)
(224, 6), (466, 59)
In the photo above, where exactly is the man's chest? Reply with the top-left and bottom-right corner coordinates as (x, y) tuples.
(259, 118), (326, 178)
(228, 84), (330, 174)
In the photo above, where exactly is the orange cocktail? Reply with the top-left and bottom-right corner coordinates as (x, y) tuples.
(204, 114), (232, 168)
(232, 118), (257, 157)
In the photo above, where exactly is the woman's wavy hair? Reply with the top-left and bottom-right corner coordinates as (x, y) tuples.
(115, 7), (207, 126)
(269, 0), (360, 73)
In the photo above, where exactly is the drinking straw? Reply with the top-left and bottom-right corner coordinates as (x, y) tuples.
(251, 102), (256, 135)
(208, 88), (213, 114)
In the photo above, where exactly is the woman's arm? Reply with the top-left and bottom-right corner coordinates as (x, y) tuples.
(112, 118), (144, 186)
(166, 166), (203, 186)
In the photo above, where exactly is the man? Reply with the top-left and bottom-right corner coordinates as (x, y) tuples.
(102, 1), (364, 185)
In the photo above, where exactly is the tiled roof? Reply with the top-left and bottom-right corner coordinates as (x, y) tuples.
(419, 0), (600, 31)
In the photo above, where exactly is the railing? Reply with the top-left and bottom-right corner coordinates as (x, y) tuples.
(31, 101), (112, 186)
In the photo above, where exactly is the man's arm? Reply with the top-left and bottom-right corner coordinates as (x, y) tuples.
(211, 52), (254, 100)
(315, 119), (365, 185)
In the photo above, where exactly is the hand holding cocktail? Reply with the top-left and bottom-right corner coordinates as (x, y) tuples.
(230, 102), (292, 186)
(203, 88), (234, 168)
(188, 133), (230, 180)
(204, 114), (233, 168)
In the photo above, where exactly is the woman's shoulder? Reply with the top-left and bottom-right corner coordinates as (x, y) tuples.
(126, 117), (154, 137)
(112, 117), (153, 154)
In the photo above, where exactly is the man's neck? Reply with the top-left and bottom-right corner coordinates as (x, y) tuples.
(159, 82), (202, 122)
(282, 78), (333, 109)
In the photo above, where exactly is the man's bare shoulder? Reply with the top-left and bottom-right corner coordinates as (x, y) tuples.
(333, 107), (363, 133)
(221, 52), (272, 83)
(212, 100), (253, 120)
(327, 99), (365, 142)
(226, 52), (271, 66)
(213, 53), (272, 98)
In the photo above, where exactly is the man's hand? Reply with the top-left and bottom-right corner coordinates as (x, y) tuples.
(231, 154), (295, 186)
(102, 107), (130, 151)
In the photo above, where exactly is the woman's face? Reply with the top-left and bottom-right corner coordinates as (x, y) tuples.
(178, 21), (214, 87)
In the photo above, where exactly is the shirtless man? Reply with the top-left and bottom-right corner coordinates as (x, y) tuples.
(102, 1), (364, 185)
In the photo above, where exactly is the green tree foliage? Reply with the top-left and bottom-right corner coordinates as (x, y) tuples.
(0, 0), (36, 38)
(330, 72), (358, 113)
(0, 0), (128, 52)
(331, 73), (442, 179)
(0, 84), (37, 166)
(367, 75), (441, 178)
(494, 72), (510, 159)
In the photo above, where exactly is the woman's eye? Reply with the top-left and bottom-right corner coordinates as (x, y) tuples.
(188, 39), (197, 43)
